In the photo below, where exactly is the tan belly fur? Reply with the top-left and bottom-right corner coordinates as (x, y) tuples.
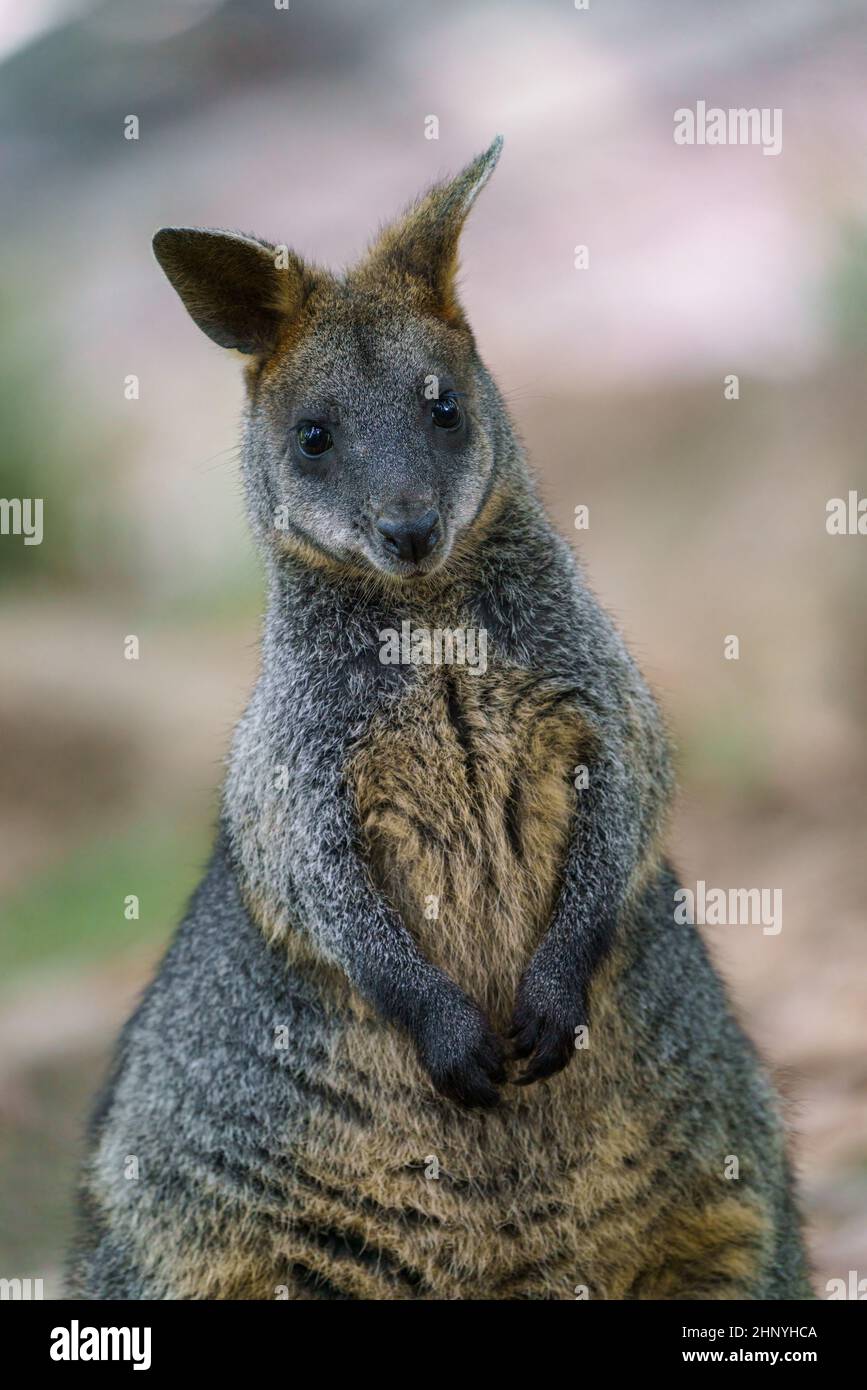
(347, 664), (586, 1027)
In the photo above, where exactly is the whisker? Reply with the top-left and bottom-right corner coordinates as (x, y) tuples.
(191, 444), (243, 475)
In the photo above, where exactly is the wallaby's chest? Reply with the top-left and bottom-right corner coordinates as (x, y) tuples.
(346, 665), (586, 1025)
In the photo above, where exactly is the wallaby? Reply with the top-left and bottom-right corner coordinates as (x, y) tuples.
(69, 137), (812, 1300)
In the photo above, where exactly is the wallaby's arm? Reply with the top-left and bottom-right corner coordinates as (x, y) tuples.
(511, 729), (666, 1081)
(510, 642), (672, 1082)
(226, 687), (506, 1109)
(475, 523), (673, 1084)
(301, 790), (506, 1107)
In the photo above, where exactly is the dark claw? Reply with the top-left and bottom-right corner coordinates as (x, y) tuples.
(508, 975), (585, 1087)
(508, 1003), (544, 1060)
(515, 1030), (575, 1085)
(418, 994), (507, 1109)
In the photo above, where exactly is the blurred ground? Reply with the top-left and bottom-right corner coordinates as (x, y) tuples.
(1, 0), (866, 1297)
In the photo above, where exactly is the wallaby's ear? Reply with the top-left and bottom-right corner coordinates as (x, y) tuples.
(359, 135), (503, 321)
(152, 228), (305, 355)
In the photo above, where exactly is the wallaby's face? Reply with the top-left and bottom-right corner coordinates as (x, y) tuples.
(154, 138), (504, 581)
(244, 280), (496, 579)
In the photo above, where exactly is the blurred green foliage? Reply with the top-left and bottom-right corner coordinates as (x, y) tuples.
(0, 287), (115, 588)
(830, 221), (867, 351)
(0, 817), (210, 978)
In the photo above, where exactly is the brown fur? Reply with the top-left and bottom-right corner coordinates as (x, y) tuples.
(220, 665), (774, 1300)
(347, 664), (589, 1027)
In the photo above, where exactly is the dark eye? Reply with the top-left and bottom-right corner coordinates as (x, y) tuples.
(431, 391), (462, 430)
(296, 421), (333, 457)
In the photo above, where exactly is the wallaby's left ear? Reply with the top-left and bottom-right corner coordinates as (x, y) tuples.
(359, 135), (503, 322)
(152, 227), (307, 355)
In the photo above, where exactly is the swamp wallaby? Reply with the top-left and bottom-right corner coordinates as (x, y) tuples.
(69, 137), (812, 1299)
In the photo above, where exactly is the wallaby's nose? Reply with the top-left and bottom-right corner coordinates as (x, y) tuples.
(376, 507), (441, 564)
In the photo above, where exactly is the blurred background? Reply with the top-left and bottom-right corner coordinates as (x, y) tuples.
(1, 0), (865, 1297)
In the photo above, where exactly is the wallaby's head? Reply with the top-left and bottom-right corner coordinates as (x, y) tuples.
(154, 137), (507, 582)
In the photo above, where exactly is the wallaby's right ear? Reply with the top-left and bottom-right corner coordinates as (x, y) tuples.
(152, 228), (305, 355)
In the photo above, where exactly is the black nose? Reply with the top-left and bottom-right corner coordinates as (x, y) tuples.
(376, 508), (440, 564)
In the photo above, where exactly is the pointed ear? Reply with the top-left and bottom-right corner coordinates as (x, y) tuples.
(359, 135), (503, 322)
(152, 228), (306, 354)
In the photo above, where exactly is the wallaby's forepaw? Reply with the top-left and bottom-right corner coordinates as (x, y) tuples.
(509, 967), (585, 1086)
(416, 992), (506, 1109)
